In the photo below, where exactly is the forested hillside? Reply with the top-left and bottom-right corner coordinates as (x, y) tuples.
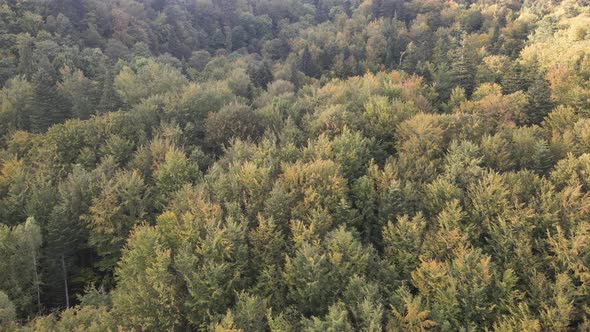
(1, 0), (590, 330)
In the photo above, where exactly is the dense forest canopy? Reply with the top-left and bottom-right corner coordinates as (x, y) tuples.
(1, 0), (590, 330)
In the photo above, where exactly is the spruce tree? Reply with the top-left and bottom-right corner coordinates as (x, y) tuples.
(450, 46), (475, 95)
(400, 43), (418, 72)
(502, 62), (525, 94)
(526, 74), (553, 124)
(30, 57), (70, 132)
(247, 61), (273, 89)
(16, 34), (34, 80)
(379, 0), (402, 18)
(98, 67), (121, 114)
(300, 46), (318, 78)
(0, 218), (43, 316)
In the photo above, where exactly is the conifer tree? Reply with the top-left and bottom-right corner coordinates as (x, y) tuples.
(16, 34), (34, 80)
(98, 67), (121, 114)
(300, 46), (318, 78)
(0, 218), (43, 316)
(502, 63), (525, 94)
(30, 56), (69, 132)
(450, 46), (475, 95)
(527, 74), (553, 125)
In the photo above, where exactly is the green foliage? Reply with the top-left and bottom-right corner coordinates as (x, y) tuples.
(111, 225), (181, 331)
(30, 59), (70, 133)
(154, 146), (200, 207)
(0, 290), (17, 327)
(114, 59), (188, 106)
(2, 0), (590, 330)
(84, 169), (149, 273)
(301, 301), (354, 332)
(0, 76), (34, 132)
(205, 102), (265, 150)
(0, 218), (42, 316)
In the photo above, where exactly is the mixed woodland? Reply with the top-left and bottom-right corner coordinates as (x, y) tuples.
(1, 0), (590, 330)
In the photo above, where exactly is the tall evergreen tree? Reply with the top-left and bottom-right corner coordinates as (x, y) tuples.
(450, 45), (475, 95)
(379, 0), (402, 18)
(300, 46), (318, 78)
(526, 74), (553, 124)
(30, 57), (69, 132)
(502, 62), (525, 94)
(43, 167), (98, 309)
(16, 34), (34, 80)
(98, 67), (121, 114)
(247, 61), (273, 89)
(0, 218), (43, 316)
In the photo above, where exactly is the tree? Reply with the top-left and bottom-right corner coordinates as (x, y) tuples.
(58, 66), (99, 120)
(154, 146), (200, 207)
(16, 33), (34, 79)
(114, 59), (188, 106)
(98, 67), (122, 114)
(156, 210), (249, 328)
(111, 225), (181, 331)
(389, 287), (436, 332)
(300, 46), (318, 78)
(44, 166), (100, 309)
(3, 1), (590, 328)
(382, 215), (427, 281)
(247, 61), (274, 89)
(0, 291), (17, 327)
(0, 218), (42, 316)
(450, 46), (475, 95)
(0, 75), (34, 131)
(229, 292), (269, 332)
(205, 102), (264, 150)
(527, 74), (553, 125)
(502, 63), (526, 94)
(280, 159), (357, 234)
(301, 302), (354, 332)
(85, 170), (149, 274)
(249, 215), (286, 306)
(30, 57), (70, 132)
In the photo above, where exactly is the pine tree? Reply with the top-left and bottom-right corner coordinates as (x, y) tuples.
(85, 169), (148, 274)
(230, 292), (269, 332)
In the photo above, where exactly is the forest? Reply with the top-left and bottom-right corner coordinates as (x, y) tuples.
(1, 0), (590, 330)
